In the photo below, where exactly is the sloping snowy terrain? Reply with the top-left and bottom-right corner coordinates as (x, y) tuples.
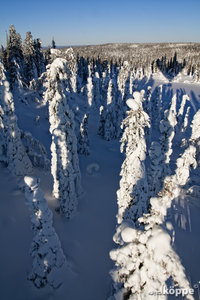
(0, 51), (200, 300)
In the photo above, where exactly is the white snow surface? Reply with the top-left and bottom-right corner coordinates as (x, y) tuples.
(0, 72), (200, 299)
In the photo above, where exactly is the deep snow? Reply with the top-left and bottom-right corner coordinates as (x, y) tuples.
(0, 73), (200, 300)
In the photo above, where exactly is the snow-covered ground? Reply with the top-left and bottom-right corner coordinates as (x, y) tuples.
(0, 72), (200, 300)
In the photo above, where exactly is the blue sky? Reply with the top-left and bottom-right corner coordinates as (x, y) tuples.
(0, 0), (200, 47)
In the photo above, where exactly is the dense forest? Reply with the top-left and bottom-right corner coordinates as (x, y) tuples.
(0, 25), (200, 300)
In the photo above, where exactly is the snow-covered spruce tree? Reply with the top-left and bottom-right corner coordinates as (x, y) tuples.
(177, 94), (189, 128)
(21, 131), (50, 170)
(83, 65), (93, 108)
(190, 109), (200, 164)
(77, 113), (90, 155)
(98, 79), (118, 141)
(110, 144), (197, 300)
(7, 25), (25, 89)
(116, 91), (150, 225)
(182, 106), (191, 134)
(159, 93), (177, 174)
(98, 105), (106, 137)
(23, 31), (38, 84)
(45, 58), (82, 218)
(0, 65), (32, 175)
(148, 141), (165, 196)
(151, 85), (162, 128)
(24, 176), (67, 288)
(65, 47), (77, 93)
(117, 61), (129, 101)
(33, 38), (46, 77)
(93, 71), (102, 108)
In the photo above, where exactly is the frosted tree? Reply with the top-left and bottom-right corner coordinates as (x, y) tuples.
(117, 61), (129, 101)
(159, 93), (177, 175)
(45, 58), (82, 218)
(23, 31), (38, 83)
(0, 67), (32, 175)
(177, 94), (189, 126)
(93, 71), (102, 108)
(110, 144), (197, 300)
(107, 79), (113, 105)
(151, 85), (162, 127)
(98, 77), (119, 141)
(148, 141), (164, 196)
(103, 109), (116, 141)
(98, 105), (117, 141)
(24, 176), (67, 288)
(98, 105), (105, 137)
(190, 109), (200, 164)
(182, 106), (191, 133)
(116, 91), (150, 225)
(33, 38), (46, 77)
(77, 113), (90, 155)
(21, 131), (50, 170)
(65, 47), (77, 92)
(7, 25), (25, 89)
(84, 65), (93, 108)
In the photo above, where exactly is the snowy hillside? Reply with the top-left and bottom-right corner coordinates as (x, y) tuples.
(0, 26), (200, 300)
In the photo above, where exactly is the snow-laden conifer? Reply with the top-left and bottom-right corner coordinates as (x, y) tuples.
(65, 47), (77, 93)
(77, 113), (90, 155)
(93, 71), (102, 108)
(7, 25), (25, 89)
(85, 65), (93, 107)
(23, 31), (38, 83)
(116, 91), (150, 225)
(24, 176), (67, 288)
(159, 93), (177, 171)
(45, 58), (81, 218)
(110, 143), (197, 300)
(190, 109), (200, 164)
(0, 65), (32, 175)
(21, 131), (50, 170)
(148, 141), (164, 196)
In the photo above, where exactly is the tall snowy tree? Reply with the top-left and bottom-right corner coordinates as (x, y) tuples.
(7, 25), (25, 89)
(24, 176), (67, 288)
(23, 31), (38, 83)
(0, 63), (32, 175)
(65, 47), (77, 92)
(116, 91), (150, 225)
(84, 65), (93, 108)
(110, 142), (197, 300)
(33, 38), (46, 77)
(45, 58), (82, 218)
(77, 113), (90, 155)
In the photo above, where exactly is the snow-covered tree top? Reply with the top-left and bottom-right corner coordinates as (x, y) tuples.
(48, 58), (68, 73)
(126, 98), (140, 110)
(46, 58), (70, 86)
(126, 90), (145, 110)
(24, 176), (40, 190)
(50, 48), (61, 55)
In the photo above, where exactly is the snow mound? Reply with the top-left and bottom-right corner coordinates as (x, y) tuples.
(121, 227), (137, 243)
(86, 163), (100, 175)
